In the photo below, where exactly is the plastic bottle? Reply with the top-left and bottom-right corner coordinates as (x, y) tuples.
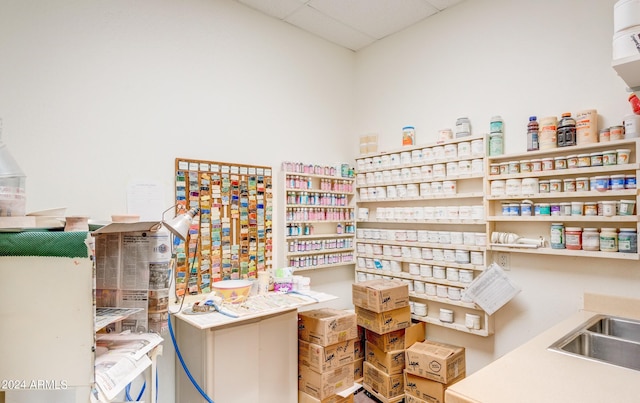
(455, 117), (471, 138)
(527, 116), (539, 151)
(557, 112), (576, 147)
(489, 116), (504, 156)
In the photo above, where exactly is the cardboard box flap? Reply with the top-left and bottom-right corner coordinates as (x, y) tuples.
(420, 341), (462, 359)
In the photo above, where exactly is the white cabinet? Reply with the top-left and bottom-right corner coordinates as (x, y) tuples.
(283, 166), (356, 272)
(354, 136), (493, 336)
(486, 138), (640, 260)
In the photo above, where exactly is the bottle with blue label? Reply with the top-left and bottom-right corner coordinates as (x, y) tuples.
(489, 115), (504, 156)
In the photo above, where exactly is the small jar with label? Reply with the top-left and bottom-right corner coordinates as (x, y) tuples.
(576, 177), (589, 192)
(560, 202), (572, 216)
(599, 228), (618, 252)
(584, 202), (598, 216)
(554, 156), (567, 169)
(577, 154), (591, 167)
(531, 159), (543, 172)
(566, 155), (579, 168)
(563, 178), (576, 192)
(550, 223), (565, 249)
(618, 229), (638, 253)
(542, 158), (554, 171)
(550, 179), (562, 192)
(590, 152), (603, 166)
(439, 308), (454, 323)
(565, 227), (582, 250)
(582, 228), (600, 251)
(625, 175), (637, 189)
(539, 180), (550, 193)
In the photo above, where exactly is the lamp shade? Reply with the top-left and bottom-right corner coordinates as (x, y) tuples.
(164, 207), (199, 241)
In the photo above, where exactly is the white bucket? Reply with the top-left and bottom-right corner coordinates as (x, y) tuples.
(614, 0), (640, 33)
(612, 27), (640, 60)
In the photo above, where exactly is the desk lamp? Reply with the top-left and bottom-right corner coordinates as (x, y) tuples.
(162, 207), (199, 241)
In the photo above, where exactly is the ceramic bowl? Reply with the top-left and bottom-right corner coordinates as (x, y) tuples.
(211, 280), (252, 303)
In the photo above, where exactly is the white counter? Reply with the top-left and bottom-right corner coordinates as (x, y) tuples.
(446, 294), (640, 403)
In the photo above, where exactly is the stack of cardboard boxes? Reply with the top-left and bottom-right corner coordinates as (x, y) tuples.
(298, 308), (359, 403)
(352, 279), (417, 402)
(404, 340), (466, 403)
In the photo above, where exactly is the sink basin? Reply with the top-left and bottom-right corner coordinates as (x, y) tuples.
(549, 314), (640, 372)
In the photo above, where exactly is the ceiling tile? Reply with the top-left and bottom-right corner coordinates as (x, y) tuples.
(237, 0), (306, 19)
(306, 0), (438, 39)
(285, 5), (376, 51)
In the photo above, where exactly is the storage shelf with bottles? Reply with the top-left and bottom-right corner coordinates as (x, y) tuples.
(485, 138), (640, 260)
(355, 135), (491, 336)
(282, 164), (356, 272)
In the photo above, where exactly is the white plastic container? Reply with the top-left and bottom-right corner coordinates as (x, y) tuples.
(612, 27), (640, 60)
(614, 0), (640, 33)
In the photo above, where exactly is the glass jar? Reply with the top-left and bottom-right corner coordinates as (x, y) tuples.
(565, 227), (582, 250)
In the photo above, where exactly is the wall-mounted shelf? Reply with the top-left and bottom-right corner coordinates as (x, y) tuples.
(283, 167), (356, 271)
(613, 54), (640, 92)
(486, 138), (640, 259)
(355, 135), (493, 336)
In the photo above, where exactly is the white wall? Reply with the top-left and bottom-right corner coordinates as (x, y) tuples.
(354, 0), (639, 373)
(0, 1), (356, 402)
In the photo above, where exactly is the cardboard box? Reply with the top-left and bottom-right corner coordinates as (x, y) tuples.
(404, 371), (462, 403)
(299, 309), (358, 346)
(353, 357), (364, 382)
(366, 322), (425, 352)
(299, 362), (355, 400)
(405, 340), (465, 384)
(363, 361), (404, 399)
(365, 341), (405, 375)
(299, 338), (355, 373)
(405, 394), (430, 403)
(352, 279), (409, 312)
(298, 390), (354, 403)
(355, 305), (411, 334)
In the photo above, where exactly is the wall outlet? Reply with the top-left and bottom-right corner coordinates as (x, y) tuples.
(496, 252), (510, 270)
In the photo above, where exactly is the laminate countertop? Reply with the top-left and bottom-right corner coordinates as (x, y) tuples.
(446, 295), (640, 403)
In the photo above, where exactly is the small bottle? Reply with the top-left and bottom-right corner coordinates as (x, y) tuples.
(455, 117), (471, 138)
(557, 112), (576, 147)
(527, 116), (539, 151)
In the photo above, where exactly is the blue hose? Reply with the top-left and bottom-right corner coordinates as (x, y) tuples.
(168, 311), (215, 403)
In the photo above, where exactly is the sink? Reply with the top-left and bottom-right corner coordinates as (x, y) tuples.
(549, 314), (640, 372)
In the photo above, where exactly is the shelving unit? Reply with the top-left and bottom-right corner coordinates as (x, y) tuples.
(486, 138), (640, 260)
(283, 166), (356, 271)
(612, 54), (640, 92)
(354, 135), (493, 337)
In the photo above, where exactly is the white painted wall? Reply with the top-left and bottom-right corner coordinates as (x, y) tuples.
(0, 1), (355, 402)
(354, 0), (640, 373)
(2, 0), (639, 401)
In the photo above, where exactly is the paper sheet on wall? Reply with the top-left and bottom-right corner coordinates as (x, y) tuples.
(463, 263), (521, 315)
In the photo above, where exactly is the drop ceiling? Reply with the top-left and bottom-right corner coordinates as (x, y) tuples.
(234, 0), (465, 51)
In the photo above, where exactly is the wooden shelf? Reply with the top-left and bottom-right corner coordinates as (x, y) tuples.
(356, 238), (485, 251)
(358, 218), (486, 225)
(355, 268), (480, 289)
(486, 138), (640, 162)
(358, 192), (484, 202)
(357, 174), (483, 188)
(286, 233), (355, 240)
(487, 163), (640, 180)
(284, 172), (355, 181)
(410, 314), (491, 337)
(356, 254), (485, 271)
(487, 245), (640, 260)
(487, 215), (637, 222)
(487, 189), (638, 200)
(612, 54), (640, 91)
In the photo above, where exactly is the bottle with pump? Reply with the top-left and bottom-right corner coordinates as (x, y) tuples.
(0, 119), (27, 217)
(527, 116), (539, 151)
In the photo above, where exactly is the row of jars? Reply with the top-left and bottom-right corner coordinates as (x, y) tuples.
(359, 181), (459, 200)
(549, 225), (637, 253)
(356, 139), (484, 172)
(490, 174), (636, 196)
(500, 199), (636, 217)
(286, 175), (354, 192)
(287, 238), (353, 253)
(285, 207), (354, 222)
(287, 252), (354, 268)
(357, 260), (476, 282)
(489, 148), (631, 176)
(357, 244), (485, 266)
(286, 192), (350, 206)
(357, 159), (484, 187)
(282, 162), (354, 178)
(358, 205), (485, 221)
(357, 228), (487, 247)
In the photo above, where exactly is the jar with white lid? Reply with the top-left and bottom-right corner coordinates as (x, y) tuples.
(600, 228), (618, 252)
(618, 229), (637, 253)
(582, 228), (600, 251)
(439, 308), (454, 323)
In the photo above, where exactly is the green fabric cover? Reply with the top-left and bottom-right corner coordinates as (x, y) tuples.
(0, 231), (90, 258)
